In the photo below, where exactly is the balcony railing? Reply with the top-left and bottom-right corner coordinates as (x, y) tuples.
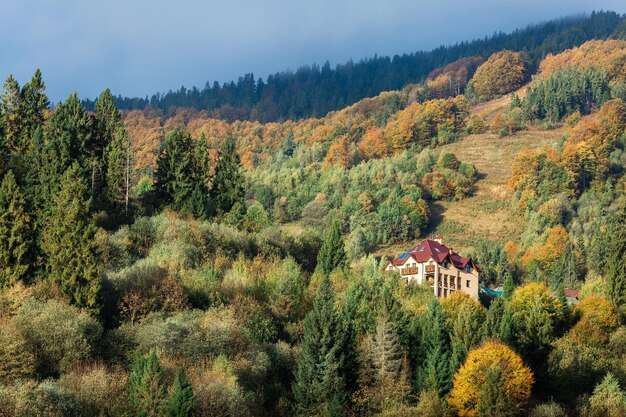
(401, 267), (419, 275)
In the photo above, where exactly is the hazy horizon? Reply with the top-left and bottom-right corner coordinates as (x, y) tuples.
(2, 0), (625, 103)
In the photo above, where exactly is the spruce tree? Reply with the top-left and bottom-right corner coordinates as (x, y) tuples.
(154, 130), (195, 212)
(498, 305), (515, 346)
(92, 88), (122, 206)
(317, 219), (347, 276)
(39, 93), (93, 211)
(502, 273), (514, 301)
(293, 276), (347, 417)
(211, 137), (244, 215)
(105, 126), (133, 215)
(482, 298), (505, 340)
(189, 134), (212, 218)
(21, 69), (49, 140)
(477, 365), (514, 417)
(164, 367), (195, 417)
(606, 209), (626, 311)
(418, 298), (452, 395)
(129, 350), (167, 417)
(0, 171), (31, 286)
(0, 75), (25, 152)
(450, 303), (483, 375)
(40, 164), (101, 314)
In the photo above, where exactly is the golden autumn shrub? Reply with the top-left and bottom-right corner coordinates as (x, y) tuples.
(567, 295), (620, 347)
(448, 340), (533, 417)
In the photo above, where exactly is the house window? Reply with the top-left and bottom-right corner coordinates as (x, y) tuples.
(465, 265), (471, 273)
(466, 280), (471, 288)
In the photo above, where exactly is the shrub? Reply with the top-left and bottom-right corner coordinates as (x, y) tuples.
(15, 299), (102, 375)
(59, 363), (129, 417)
(0, 318), (36, 383)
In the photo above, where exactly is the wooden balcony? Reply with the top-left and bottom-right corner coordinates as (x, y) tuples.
(401, 267), (419, 275)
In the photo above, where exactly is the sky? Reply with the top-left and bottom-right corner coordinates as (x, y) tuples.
(1, 0), (625, 103)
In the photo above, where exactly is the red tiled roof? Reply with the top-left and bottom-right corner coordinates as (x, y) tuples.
(564, 288), (580, 299)
(389, 239), (475, 269)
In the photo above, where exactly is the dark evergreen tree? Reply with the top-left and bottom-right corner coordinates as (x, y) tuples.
(418, 298), (452, 395)
(0, 75), (25, 152)
(293, 276), (347, 417)
(92, 88), (123, 206)
(211, 137), (244, 215)
(498, 304), (515, 346)
(477, 365), (514, 417)
(482, 298), (505, 340)
(450, 303), (483, 375)
(606, 208), (626, 311)
(0, 171), (31, 286)
(129, 350), (167, 417)
(189, 134), (213, 218)
(40, 164), (101, 314)
(21, 69), (49, 141)
(164, 367), (195, 417)
(317, 219), (347, 276)
(154, 130), (195, 212)
(39, 93), (93, 213)
(105, 126), (133, 215)
(502, 273), (515, 302)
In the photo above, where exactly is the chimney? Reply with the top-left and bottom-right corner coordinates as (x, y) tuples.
(433, 235), (444, 245)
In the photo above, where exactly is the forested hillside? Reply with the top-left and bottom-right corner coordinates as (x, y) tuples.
(1, 21), (626, 417)
(84, 11), (625, 122)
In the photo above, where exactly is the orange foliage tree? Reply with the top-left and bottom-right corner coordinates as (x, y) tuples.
(448, 340), (534, 417)
(538, 40), (626, 81)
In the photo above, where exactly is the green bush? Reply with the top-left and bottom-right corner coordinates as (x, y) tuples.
(15, 299), (102, 375)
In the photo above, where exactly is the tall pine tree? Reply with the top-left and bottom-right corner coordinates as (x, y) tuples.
(21, 69), (49, 141)
(293, 276), (348, 417)
(211, 137), (244, 215)
(606, 208), (626, 311)
(164, 367), (195, 417)
(129, 350), (167, 417)
(0, 171), (31, 286)
(317, 219), (347, 276)
(418, 298), (452, 395)
(154, 129), (195, 212)
(0, 75), (25, 153)
(40, 164), (101, 314)
(105, 126), (133, 216)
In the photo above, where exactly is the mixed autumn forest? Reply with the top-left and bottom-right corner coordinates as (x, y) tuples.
(0, 10), (626, 417)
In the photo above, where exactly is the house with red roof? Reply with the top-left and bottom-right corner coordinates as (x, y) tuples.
(384, 236), (481, 299)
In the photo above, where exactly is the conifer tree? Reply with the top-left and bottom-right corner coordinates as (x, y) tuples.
(482, 298), (505, 340)
(419, 298), (451, 395)
(39, 93), (93, 210)
(606, 209), (626, 311)
(498, 305), (515, 346)
(129, 350), (167, 417)
(0, 171), (31, 286)
(502, 273), (514, 301)
(477, 365), (514, 417)
(364, 307), (411, 411)
(40, 164), (101, 314)
(211, 137), (244, 215)
(0, 75), (25, 152)
(93, 88), (123, 205)
(21, 69), (49, 140)
(293, 276), (347, 417)
(164, 367), (195, 417)
(106, 126), (133, 215)
(154, 130), (195, 212)
(189, 134), (212, 219)
(450, 303), (484, 375)
(317, 219), (347, 276)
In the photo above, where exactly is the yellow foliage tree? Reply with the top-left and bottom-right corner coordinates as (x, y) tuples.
(470, 50), (529, 101)
(448, 340), (534, 417)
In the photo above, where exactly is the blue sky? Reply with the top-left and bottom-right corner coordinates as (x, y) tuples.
(1, 0), (624, 102)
